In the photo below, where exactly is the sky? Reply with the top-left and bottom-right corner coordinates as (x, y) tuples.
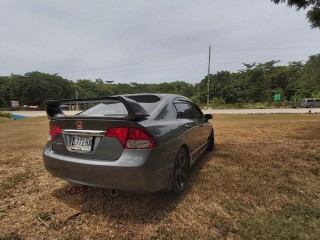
(0, 0), (320, 84)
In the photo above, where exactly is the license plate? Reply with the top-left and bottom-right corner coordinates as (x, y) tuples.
(69, 136), (93, 152)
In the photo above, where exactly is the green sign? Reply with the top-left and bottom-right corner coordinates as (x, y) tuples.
(274, 94), (281, 101)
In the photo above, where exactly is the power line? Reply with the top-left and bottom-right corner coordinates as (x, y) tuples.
(58, 46), (320, 75)
(62, 54), (313, 80)
(63, 55), (311, 80)
(214, 46), (320, 53)
(64, 63), (207, 79)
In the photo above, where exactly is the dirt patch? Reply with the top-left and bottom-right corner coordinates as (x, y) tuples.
(0, 115), (320, 239)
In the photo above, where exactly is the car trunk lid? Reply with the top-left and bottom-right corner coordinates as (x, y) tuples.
(49, 118), (133, 161)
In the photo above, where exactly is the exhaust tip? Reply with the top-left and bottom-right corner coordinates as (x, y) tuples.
(110, 189), (118, 197)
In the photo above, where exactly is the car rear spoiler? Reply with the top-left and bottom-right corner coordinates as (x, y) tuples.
(45, 96), (150, 120)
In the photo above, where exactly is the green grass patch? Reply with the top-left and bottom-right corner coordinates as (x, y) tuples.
(0, 112), (12, 118)
(238, 203), (320, 239)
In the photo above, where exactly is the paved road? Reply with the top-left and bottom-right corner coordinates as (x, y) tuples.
(202, 108), (320, 115)
(4, 108), (320, 117)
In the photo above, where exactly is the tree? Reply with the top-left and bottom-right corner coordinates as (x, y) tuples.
(285, 61), (305, 99)
(271, 0), (320, 29)
(0, 56), (318, 108)
(0, 72), (73, 108)
(303, 54), (320, 97)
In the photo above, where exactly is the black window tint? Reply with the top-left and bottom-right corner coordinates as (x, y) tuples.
(307, 99), (314, 102)
(174, 103), (193, 119)
(127, 95), (161, 113)
(127, 95), (160, 103)
(189, 104), (203, 119)
(137, 102), (160, 114)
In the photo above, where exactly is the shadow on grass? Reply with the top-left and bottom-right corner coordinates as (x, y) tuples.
(52, 187), (179, 224)
(51, 147), (213, 224)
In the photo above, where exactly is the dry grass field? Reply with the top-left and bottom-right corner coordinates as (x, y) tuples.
(1, 114), (320, 239)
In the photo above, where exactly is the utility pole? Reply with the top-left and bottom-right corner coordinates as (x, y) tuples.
(75, 90), (78, 111)
(207, 45), (211, 107)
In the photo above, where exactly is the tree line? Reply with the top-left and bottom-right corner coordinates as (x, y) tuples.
(0, 54), (319, 109)
(271, 0), (320, 29)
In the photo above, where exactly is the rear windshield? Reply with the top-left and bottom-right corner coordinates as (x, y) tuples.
(77, 95), (161, 117)
(78, 101), (128, 117)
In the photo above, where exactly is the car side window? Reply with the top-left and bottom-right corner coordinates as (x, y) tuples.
(174, 102), (193, 119)
(189, 103), (204, 119)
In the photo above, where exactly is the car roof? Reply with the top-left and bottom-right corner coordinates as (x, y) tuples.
(116, 93), (190, 102)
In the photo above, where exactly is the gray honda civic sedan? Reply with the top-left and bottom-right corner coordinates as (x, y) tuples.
(43, 94), (214, 195)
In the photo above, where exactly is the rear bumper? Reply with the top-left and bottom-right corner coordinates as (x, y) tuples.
(43, 145), (174, 192)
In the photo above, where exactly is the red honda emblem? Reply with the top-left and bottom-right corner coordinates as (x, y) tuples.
(76, 121), (83, 129)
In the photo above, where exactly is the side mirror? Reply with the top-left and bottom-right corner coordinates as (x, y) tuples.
(204, 114), (213, 120)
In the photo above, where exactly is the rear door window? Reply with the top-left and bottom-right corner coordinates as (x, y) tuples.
(174, 102), (193, 119)
(174, 102), (204, 119)
(189, 103), (204, 119)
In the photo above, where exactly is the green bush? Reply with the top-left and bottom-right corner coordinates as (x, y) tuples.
(208, 102), (278, 109)
(0, 112), (12, 118)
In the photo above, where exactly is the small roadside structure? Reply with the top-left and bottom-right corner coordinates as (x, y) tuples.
(23, 105), (39, 110)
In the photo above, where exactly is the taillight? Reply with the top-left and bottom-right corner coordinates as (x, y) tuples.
(48, 125), (62, 141)
(126, 128), (156, 149)
(105, 127), (128, 146)
(105, 127), (156, 149)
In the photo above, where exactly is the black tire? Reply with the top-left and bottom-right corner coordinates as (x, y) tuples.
(170, 148), (189, 195)
(207, 131), (215, 151)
